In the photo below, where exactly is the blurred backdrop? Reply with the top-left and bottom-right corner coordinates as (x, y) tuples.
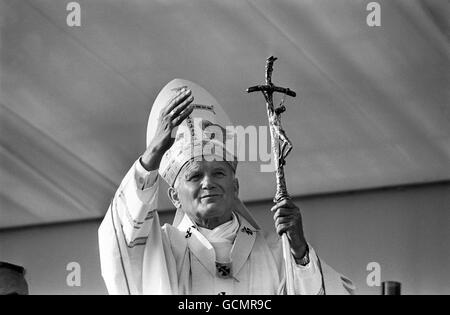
(0, 0), (449, 294)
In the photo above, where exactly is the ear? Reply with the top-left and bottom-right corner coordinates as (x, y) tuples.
(233, 177), (239, 198)
(168, 186), (182, 209)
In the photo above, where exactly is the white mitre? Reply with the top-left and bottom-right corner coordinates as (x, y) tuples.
(146, 78), (238, 187)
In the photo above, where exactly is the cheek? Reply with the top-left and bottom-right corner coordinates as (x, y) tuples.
(180, 185), (200, 203)
(222, 180), (237, 197)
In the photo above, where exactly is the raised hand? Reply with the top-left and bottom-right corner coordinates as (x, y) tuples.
(141, 87), (194, 171)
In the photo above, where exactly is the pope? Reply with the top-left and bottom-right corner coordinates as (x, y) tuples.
(98, 79), (355, 295)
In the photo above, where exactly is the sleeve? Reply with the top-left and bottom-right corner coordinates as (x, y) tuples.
(288, 245), (356, 295)
(290, 245), (324, 295)
(316, 256), (356, 295)
(98, 158), (177, 295)
(269, 233), (354, 295)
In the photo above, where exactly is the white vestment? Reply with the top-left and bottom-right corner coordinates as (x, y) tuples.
(98, 160), (355, 295)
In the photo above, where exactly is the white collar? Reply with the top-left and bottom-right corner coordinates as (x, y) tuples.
(197, 212), (239, 243)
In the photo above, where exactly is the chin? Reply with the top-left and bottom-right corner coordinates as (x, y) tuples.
(199, 205), (226, 219)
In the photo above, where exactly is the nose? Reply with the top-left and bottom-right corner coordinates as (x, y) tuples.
(200, 173), (216, 190)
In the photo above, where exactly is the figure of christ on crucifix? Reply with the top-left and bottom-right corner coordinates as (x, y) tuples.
(247, 56), (296, 201)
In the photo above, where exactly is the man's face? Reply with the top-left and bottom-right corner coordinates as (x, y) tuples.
(171, 159), (238, 225)
(0, 269), (29, 295)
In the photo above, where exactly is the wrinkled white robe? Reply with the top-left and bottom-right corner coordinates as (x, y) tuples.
(98, 160), (355, 295)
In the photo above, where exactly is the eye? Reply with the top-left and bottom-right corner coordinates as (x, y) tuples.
(214, 170), (226, 177)
(187, 172), (201, 181)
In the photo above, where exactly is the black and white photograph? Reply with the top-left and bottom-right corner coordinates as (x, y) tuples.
(0, 0), (449, 297)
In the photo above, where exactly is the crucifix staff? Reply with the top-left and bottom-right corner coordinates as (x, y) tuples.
(247, 56), (296, 203)
(247, 56), (297, 294)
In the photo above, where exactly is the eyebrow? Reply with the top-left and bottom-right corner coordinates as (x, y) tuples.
(182, 164), (201, 178)
(181, 162), (230, 180)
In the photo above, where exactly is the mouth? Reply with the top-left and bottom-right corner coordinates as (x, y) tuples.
(200, 194), (221, 199)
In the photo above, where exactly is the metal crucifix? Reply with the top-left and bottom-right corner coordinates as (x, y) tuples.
(247, 56), (296, 203)
(247, 56), (297, 294)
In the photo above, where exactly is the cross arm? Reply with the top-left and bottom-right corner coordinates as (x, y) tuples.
(246, 85), (296, 97)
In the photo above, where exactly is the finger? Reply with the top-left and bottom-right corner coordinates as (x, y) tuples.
(275, 216), (295, 227)
(163, 89), (192, 116)
(270, 199), (295, 212)
(170, 94), (194, 119)
(161, 89), (185, 115)
(276, 223), (294, 236)
(172, 103), (195, 127)
(165, 89), (191, 115)
(273, 208), (297, 221)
